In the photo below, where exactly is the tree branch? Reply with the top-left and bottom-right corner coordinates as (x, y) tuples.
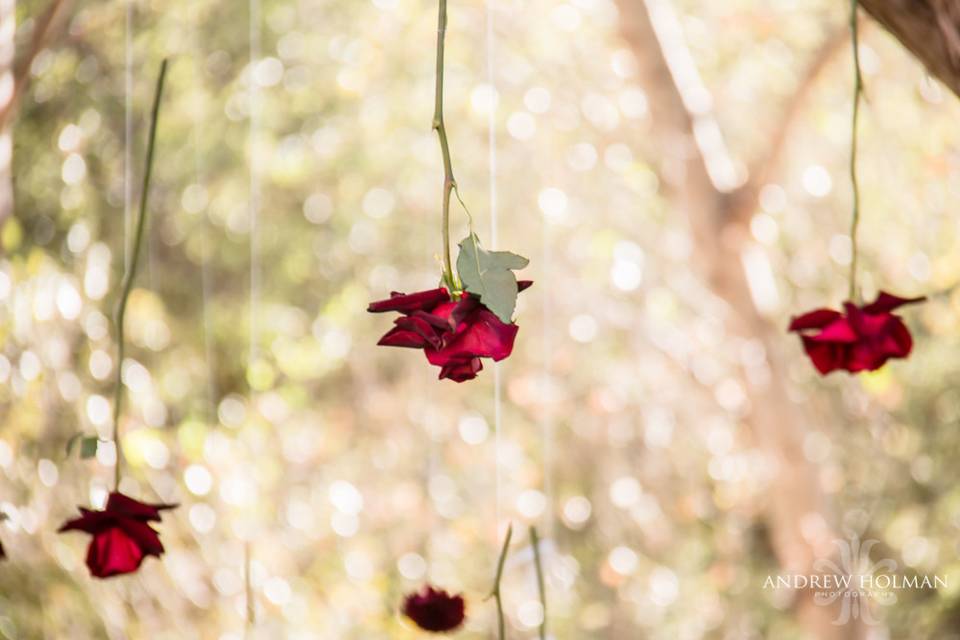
(858, 0), (960, 98)
(0, 0), (70, 131)
(727, 26), (849, 226)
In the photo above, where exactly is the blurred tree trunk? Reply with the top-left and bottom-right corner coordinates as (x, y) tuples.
(859, 0), (960, 98)
(0, 0), (71, 229)
(0, 0), (13, 226)
(614, 0), (866, 637)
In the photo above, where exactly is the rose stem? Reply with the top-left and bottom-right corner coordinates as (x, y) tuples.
(433, 0), (457, 290)
(847, 0), (863, 302)
(112, 58), (168, 491)
(530, 526), (547, 640)
(487, 522), (513, 640)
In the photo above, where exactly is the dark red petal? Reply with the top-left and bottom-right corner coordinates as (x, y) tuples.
(801, 337), (846, 375)
(367, 288), (450, 314)
(402, 586), (466, 633)
(0, 540), (5, 560)
(105, 492), (177, 522)
(438, 309), (519, 362)
(846, 341), (888, 372)
(883, 317), (914, 358)
(59, 508), (113, 534)
(378, 326), (433, 349)
(788, 308), (842, 332)
(438, 358), (482, 382)
(450, 296), (482, 328)
(392, 315), (446, 350)
(861, 291), (925, 315)
(86, 527), (148, 578)
(808, 317), (859, 343)
(517, 280), (534, 292)
(115, 519), (166, 557)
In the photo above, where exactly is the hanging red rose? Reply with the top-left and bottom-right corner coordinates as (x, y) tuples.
(788, 291), (924, 375)
(402, 585), (466, 633)
(369, 281), (532, 382)
(58, 492), (177, 578)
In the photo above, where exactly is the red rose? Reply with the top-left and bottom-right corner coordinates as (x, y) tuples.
(58, 492), (177, 578)
(788, 291), (924, 375)
(368, 281), (532, 382)
(0, 540), (4, 560)
(402, 585), (466, 633)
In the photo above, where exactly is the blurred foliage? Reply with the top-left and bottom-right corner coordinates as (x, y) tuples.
(1, 0), (960, 638)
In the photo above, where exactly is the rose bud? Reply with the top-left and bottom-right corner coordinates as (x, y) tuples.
(368, 281), (532, 382)
(402, 585), (466, 633)
(58, 492), (177, 579)
(788, 291), (924, 375)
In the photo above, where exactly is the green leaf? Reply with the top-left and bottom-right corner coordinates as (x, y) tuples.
(65, 433), (82, 456)
(80, 436), (99, 459)
(456, 234), (529, 322)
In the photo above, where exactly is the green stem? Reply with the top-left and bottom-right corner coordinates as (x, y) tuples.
(433, 0), (456, 289)
(530, 526), (547, 640)
(244, 541), (255, 634)
(848, 0), (863, 302)
(487, 523), (513, 640)
(111, 58), (168, 491)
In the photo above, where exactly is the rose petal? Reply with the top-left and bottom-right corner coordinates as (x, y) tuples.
(87, 527), (148, 578)
(861, 291), (925, 315)
(367, 288), (450, 314)
(801, 338), (846, 375)
(402, 586), (467, 632)
(788, 308), (843, 332)
(105, 492), (176, 522)
(377, 325), (433, 349)
(446, 309), (519, 361)
(438, 358), (482, 382)
(808, 317), (859, 343)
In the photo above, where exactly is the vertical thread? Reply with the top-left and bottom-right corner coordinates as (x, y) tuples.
(248, 0), (261, 368)
(123, 0), (132, 271)
(485, 0), (503, 536)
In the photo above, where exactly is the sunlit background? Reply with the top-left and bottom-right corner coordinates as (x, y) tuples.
(2, 0), (960, 638)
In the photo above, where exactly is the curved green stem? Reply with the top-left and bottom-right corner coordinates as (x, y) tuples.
(848, 0), (863, 302)
(433, 0), (456, 289)
(530, 526), (547, 640)
(112, 58), (168, 491)
(487, 523), (513, 640)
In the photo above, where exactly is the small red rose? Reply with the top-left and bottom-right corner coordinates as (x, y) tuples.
(0, 540), (5, 560)
(368, 281), (532, 382)
(58, 492), (177, 578)
(788, 291), (924, 375)
(402, 585), (466, 633)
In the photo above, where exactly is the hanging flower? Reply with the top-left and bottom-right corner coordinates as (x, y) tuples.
(788, 291), (924, 375)
(368, 281), (532, 382)
(402, 585), (466, 633)
(58, 492), (177, 578)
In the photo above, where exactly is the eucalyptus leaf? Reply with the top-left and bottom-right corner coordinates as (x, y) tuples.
(456, 234), (529, 322)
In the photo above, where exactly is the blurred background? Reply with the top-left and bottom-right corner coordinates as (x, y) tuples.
(1, 0), (960, 638)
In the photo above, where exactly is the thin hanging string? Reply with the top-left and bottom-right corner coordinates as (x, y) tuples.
(189, 7), (217, 429)
(847, 0), (863, 301)
(114, 0), (133, 491)
(123, 0), (133, 271)
(541, 212), (553, 541)
(248, 0), (262, 368)
(245, 0), (261, 631)
(485, 0), (503, 535)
